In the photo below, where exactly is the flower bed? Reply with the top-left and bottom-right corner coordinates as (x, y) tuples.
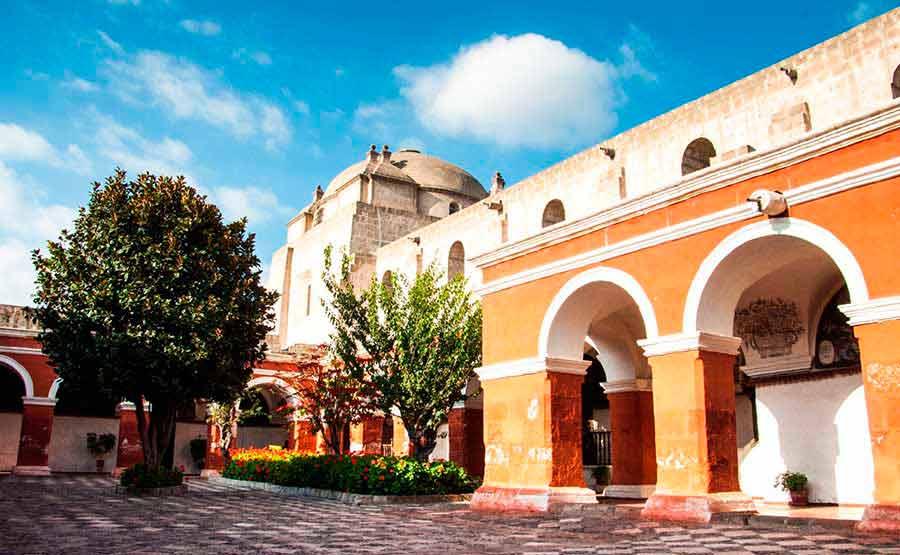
(222, 448), (479, 496)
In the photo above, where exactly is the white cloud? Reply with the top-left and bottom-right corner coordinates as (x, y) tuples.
(394, 34), (623, 149)
(97, 30), (124, 55)
(293, 100), (310, 115)
(93, 114), (194, 179)
(0, 123), (92, 175)
(63, 75), (100, 93)
(397, 137), (426, 152)
(107, 0), (139, 5)
(849, 2), (873, 23)
(0, 123), (56, 161)
(335, 68), (346, 77)
(0, 238), (38, 306)
(180, 19), (222, 37)
(0, 161), (78, 305)
(24, 69), (49, 81)
(207, 185), (294, 225)
(233, 48), (273, 66)
(102, 51), (292, 149)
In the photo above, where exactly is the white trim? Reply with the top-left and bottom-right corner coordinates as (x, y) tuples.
(48, 377), (62, 400)
(473, 103), (900, 269)
(600, 378), (653, 394)
(0, 354), (35, 397)
(537, 266), (659, 360)
(740, 354), (812, 378)
(839, 296), (900, 326)
(638, 332), (743, 357)
(251, 368), (279, 377)
(0, 327), (39, 338)
(682, 218), (869, 334)
(0, 345), (42, 355)
(602, 484), (656, 499)
(474, 157), (898, 297)
(21, 396), (57, 407)
(247, 376), (300, 406)
(475, 356), (589, 382)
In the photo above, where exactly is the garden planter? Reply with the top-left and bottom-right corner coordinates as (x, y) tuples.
(789, 489), (809, 506)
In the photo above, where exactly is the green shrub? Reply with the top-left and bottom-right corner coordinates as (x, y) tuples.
(223, 448), (479, 495)
(774, 471), (808, 492)
(120, 464), (184, 489)
(86, 432), (116, 457)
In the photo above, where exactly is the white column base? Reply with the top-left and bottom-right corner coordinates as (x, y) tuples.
(12, 465), (51, 476)
(602, 484), (656, 499)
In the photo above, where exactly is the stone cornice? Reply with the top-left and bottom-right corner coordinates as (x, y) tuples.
(740, 354), (812, 378)
(0, 345), (43, 355)
(472, 101), (900, 272)
(475, 356), (590, 382)
(22, 396), (57, 407)
(475, 155), (900, 297)
(638, 332), (743, 358)
(600, 378), (653, 394)
(839, 296), (900, 326)
(0, 327), (40, 338)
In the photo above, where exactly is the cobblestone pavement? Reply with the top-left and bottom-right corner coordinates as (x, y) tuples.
(1, 477), (898, 554)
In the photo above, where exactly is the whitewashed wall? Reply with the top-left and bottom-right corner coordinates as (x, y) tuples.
(0, 412), (21, 471)
(236, 426), (288, 449)
(48, 416), (119, 473)
(173, 422), (207, 474)
(738, 373), (874, 504)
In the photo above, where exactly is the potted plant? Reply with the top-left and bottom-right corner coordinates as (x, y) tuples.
(86, 432), (117, 473)
(189, 437), (207, 471)
(774, 470), (809, 506)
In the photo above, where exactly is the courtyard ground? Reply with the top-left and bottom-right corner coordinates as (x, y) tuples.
(1, 476), (898, 554)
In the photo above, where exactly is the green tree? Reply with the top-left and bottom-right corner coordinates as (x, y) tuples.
(322, 246), (482, 461)
(32, 170), (276, 468)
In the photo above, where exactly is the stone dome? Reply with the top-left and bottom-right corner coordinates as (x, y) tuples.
(325, 148), (486, 199)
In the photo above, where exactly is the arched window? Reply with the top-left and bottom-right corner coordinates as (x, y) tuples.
(448, 241), (465, 280)
(681, 138), (717, 175)
(0, 364), (25, 412)
(541, 199), (565, 228)
(381, 270), (394, 295)
(448, 202), (460, 215)
(892, 65), (900, 99)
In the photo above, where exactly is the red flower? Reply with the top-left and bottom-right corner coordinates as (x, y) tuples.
(378, 475), (385, 481)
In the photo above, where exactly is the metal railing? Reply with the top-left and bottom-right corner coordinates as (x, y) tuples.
(583, 430), (611, 466)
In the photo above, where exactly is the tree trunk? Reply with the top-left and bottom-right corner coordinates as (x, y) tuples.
(407, 426), (437, 462)
(133, 396), (177, 468)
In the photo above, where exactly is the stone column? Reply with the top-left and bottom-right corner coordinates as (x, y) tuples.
(841, 300), (900, 532)
(12, 396), (56, 476)
(114, 401), (147, 473)
(203, 422), (225, 476)
(637, 333), (755, 522)
(449, 403), (485, 477)
(600, 379), (656, 498)
(471, 357), (597, 511)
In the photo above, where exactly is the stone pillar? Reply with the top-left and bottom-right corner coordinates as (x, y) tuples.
(203, 422), (225, 475)
(391, 415), (410, 457)
(289, 418), (318, 453)
(449, 403), (485, 477)
(349, 421), (365, 453)
(471, 357), (597, 511)
(12, 397), (56, 476)
(637, 333), (755, 522)
(841, 301), (900, 533)
(115, 401), (146, 472)
(601, 379), (656, 498)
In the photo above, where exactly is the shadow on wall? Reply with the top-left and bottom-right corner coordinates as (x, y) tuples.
(738, 374), (873, 504)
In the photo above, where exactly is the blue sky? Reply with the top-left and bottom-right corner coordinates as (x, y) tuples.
(0, 0), (894, 305)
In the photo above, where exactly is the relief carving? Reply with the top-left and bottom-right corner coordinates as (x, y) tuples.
(734, 297), (804, 359)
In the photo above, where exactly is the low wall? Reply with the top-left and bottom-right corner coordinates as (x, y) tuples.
(48, 416), (119, 473)
(739, 373), (874, 504)
(236, 425), (288, 449)
(173, 422), (207, 474)
(0, 412), (22, 471)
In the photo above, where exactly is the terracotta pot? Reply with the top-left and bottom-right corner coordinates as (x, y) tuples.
(96, 459), (105, 473)
(789, 489), (808, 506)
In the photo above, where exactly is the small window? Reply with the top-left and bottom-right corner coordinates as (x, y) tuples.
(541, 199), (565, 228)
(892, 65), (900, 99)
(448, 202), (460, 215)
(448, 241), (465, 280)
(681, 138), (717, 176)
(305, 285), (312, 316)
(382, 270), (394, 295)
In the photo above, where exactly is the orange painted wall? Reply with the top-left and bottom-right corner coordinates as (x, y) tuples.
(481, 155), (900, 366)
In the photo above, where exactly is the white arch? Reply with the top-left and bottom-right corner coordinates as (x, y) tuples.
(538, 266), (659, 359)
(683, 217), (869, 334)
(0, 354), (35, 398)
(48, 377), (63, 400)
(247, 376), (300, 406)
